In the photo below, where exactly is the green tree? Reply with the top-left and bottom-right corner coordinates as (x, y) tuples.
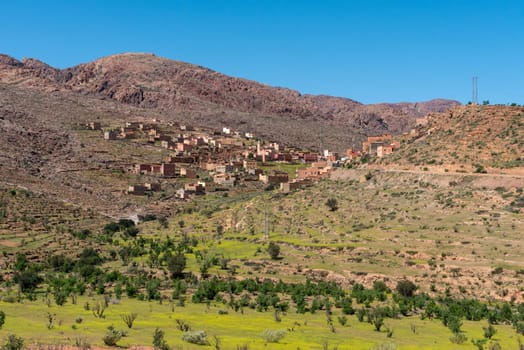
(369, 307), (385, 331)
(102, 325), (123, 346)
(146, 279), (161, 300)
(3, 334), (24, 350)
(325, 198), (338, 211)
(267, 242), (280, 260)
(396, 280), (417, 298)
(483, 324), (496, 339)
(153, 328), (170, 350)
(0, 311), (5, 329)
(447, 315), (463, 334)
(167, 253), (186, 279)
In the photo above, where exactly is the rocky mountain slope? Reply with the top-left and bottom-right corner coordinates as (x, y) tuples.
(378, 104), (524, 173)
(0, 53), (459, 151)
(0, 52), (462, 218)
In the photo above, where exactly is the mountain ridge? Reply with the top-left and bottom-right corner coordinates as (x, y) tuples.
(0, 52), (460, 142)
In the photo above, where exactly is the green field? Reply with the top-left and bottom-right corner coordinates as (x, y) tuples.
(0, 296), (520, 349)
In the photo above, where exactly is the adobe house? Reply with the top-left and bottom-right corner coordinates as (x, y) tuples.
(161, 140), (175, 149)
(362, 134), (393, 154)
(104, 130), (118, 140)
(164, 155), (197, 164)
(215, 164), (234, 174)
(278, 153), (293, 162)
(191, 137), (207, 146)
(121, 126), (137, 134)
(128, 184), (146, 195)
(297, 167), (321, 180)
(246, 168), (263, 176)
(176, 143), (193, 152)
(280, 181), (301, 193)
(346, 148), (360, 160)
(377, 145), (394, 158)
(145, 182), (161, 191)
(160, 163), (176, 177)
(259, 170), (289, 185)
(150, 164), (162, 175)
(134, 164), (151, 175)
(87, 122), (101, 130)
(302, 153), (319, 163)
(180, 167), (197, 178)
(280, 179), (313, 193)
(213, 173), (236, 186)
(125, 121), (141, 130)
(148, 129), (159, 137)
(242, 159), (258, 170)
(185, 182), (205, 195)
(200, 161), (220, 171)
(119, 130), (135, 139)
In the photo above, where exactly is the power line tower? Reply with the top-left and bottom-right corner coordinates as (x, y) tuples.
(472, 76), (478, 104)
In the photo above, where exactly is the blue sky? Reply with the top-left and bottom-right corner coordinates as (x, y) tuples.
(1, 1), (523, 104)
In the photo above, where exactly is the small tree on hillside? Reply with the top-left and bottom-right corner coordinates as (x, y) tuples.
(267, 242), (280, 260)
(325, 198), (338, 211)
(167, 253), (186, 279)
(396, 279), (417, 298)
(153, 328), (170, 350)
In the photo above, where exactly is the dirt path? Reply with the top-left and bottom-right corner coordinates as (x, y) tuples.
(332, 167), (524, 189)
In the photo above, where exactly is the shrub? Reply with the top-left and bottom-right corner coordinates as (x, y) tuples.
(153, 328), (170, 350)
(261, 329), (286, 343)
(102, 326), (125, 346)
(267, 242), (280, 260)
(472, 338), (487, 350)
(167, 253), (186, 279)
(121, 312), (138, 329)
(175, 319), (191, 332)
(3, 335), (24, 350)
(325, 198), (338, 211)
(447, 315), (463, 334)
(0, 311), (5, 329)
(92, 301), (106, 318)
(182, 330), (209, 345)
(483, 324), (496, 339)
(396, 280), (417, 298)
(369, 307), (385, 331)
(449, 332), (467, 344)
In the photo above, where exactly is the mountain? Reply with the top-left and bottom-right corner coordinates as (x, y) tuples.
(0, 53), (459, 151)
(0, 52), (462, 218)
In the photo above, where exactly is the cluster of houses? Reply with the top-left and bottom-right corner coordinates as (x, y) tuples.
(344, 134), (401, 159)
(93, 118), (409, 200)
(100, 120), (345, 198)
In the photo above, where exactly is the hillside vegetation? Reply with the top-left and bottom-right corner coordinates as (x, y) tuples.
(379, 105), (524, 173)
(0, 54), (522, 349)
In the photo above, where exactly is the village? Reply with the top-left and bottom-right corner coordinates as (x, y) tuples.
(80, 117), (416, 200)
